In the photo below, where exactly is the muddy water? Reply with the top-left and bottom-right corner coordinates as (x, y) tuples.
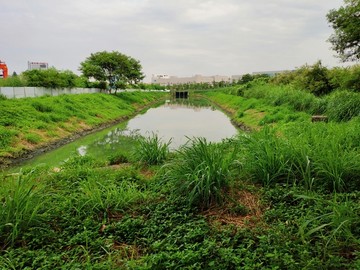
(11, 99), (238, 169)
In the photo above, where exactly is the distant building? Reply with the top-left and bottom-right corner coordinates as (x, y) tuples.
(252, 70), (292, 77)
(28, 61), (48, 70)
(151, 74), (231, 86)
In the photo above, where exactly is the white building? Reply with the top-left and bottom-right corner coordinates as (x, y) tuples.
(28, 61), (49, 70)
(151, 74), (232, 86)
(252, 70), (291, 77)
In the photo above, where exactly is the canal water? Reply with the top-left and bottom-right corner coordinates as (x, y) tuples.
(12, 98), (238, 169)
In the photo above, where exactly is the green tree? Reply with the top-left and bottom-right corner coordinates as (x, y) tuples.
(79, 51), (145, 92)
(327, 0), (360, 61)
(22, 68), (79, 88)
(292, 61), (333, 96)
(240, 74), (254, 84)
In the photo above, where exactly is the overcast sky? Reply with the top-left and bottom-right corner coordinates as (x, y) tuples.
(1, 0), (347, 82)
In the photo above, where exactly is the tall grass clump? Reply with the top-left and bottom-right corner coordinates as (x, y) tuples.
(243, 83), (320, 113)
(162, 138), (239, 209)
(0, 169), (49, 248)
(135, 133), (171, 165)
(241, 128), (293, 186)
(284, 121), (360, 192)
(326, 90), (360, 122)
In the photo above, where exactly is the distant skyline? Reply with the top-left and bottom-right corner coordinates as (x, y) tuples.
(0, 0), (352, 82)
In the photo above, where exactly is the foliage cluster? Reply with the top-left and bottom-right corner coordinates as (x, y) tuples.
(271, 61), (360, 95)
(79, 51), (145, 92)
(0, 69), (89, 89)
(135, 133), (171, 165)
(327, 0), (360, 62)
(161, 137), (238, 209)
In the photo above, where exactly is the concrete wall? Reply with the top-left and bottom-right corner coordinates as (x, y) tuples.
(0, 87), (100, 99)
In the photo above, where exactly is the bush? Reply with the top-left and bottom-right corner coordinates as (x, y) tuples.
(326, 91), (360, 121)
(328, 65), (360, 92)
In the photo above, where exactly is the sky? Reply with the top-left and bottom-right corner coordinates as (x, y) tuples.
(0, 0), (348, 82)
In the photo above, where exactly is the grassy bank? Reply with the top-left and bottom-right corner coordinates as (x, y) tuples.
(199, 81), (360, 130)
(0, 91), (166, 166)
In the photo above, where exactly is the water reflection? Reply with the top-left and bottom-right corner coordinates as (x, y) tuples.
(125, 99), (238, 149)
(76, 128), (140, 156)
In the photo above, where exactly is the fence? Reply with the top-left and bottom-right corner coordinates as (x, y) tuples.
(0, 87), (100, 99)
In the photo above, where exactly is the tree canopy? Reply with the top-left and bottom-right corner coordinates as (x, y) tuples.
(327, 0), (360, 62)
(79, 51), (145, 91)
(22, 68), (80, 88)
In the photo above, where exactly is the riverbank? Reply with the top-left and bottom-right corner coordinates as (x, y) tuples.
(0, 91), (167, 168)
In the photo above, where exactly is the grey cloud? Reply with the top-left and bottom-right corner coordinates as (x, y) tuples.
(0, 0), (347, 80)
